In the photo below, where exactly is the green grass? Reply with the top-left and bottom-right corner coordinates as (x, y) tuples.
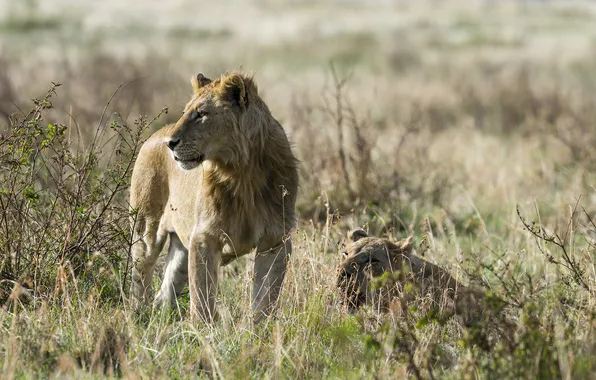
(0, 17), (62, 33)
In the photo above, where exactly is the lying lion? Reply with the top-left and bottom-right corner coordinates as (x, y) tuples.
(130, 72), (299, 323)
(337, 229), (488, 323)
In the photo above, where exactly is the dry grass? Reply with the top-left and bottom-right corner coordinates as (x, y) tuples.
(2, 0), (596, 378)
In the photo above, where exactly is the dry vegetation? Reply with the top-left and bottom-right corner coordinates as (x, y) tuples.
(1, 0), (596, 378)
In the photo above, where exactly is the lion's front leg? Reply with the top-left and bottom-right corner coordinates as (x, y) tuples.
(252, 239), (291, 323)
(188, 233), (221, 323)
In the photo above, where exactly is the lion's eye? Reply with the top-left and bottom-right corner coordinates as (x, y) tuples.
(189, 110), (206, 121)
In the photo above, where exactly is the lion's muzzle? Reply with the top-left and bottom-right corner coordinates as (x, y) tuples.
(164, 138), (205, 170)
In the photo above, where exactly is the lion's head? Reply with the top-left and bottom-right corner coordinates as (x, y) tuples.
(165, 72), (265, 170)
(337, 228), (414, 310)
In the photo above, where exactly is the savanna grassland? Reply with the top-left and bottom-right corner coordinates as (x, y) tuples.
(1, 0), (596, 378)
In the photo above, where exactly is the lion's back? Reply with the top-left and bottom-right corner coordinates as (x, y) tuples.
(130, 125), (175, 218)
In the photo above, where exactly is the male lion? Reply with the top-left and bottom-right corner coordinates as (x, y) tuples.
(129, 72), (299, 323)
(337, 229), (489, 323)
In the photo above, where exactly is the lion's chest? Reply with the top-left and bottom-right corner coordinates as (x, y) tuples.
(203, 183), (273, 249)
(164, 165), (287, 258)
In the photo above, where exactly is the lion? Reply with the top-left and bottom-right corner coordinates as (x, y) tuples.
(129, 71), (299, 323)
(337, 229), (489, 324)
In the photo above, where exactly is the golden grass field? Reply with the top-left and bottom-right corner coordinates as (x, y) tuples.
(1, 0), (596, 378)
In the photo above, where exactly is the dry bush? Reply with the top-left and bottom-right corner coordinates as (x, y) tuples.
(290, 67), (452, 224)
(0, 81), (166, 304)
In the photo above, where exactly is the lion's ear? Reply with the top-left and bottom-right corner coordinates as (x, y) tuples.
(191, 73), (212, 94)
(398, 236), (414, 253)
(218, 74), (255, 110)
(348, 228), (368, 242)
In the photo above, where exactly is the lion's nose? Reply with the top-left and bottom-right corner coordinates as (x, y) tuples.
(165, 138), (180, 151)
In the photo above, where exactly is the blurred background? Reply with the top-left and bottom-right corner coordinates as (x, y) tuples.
(2, 0), (596, 230)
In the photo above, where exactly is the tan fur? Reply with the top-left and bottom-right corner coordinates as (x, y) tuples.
(130, 72), (299, 323)
(337, 229), (486, 323)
